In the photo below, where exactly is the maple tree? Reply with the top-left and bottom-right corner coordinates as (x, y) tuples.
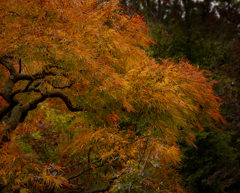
(0, 0), (225, 192)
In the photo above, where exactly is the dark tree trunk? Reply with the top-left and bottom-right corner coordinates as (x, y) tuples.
(120, 0), (127, 6)
(157, 0), (162, 21)
(132, 0), (136, 9)
(146, 0), (151, 19)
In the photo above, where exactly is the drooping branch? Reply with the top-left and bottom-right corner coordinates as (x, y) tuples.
(49, 163), (106, 193)
(67, 168), (92, 181)
(67, 163), (104, 181)
(8, 11), (20, 16)
(21, 91), (84, 113)
(87, 146), (93, 164)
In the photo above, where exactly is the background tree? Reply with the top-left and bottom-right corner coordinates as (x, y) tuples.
(129, 0), (240, 192)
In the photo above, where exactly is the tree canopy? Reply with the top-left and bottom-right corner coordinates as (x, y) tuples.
(0, 0), (224, 192)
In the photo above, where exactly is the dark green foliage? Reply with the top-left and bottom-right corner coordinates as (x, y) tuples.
(150, 24), (228, 70)
(179, 131), (239, 193)
(177, 66), (240, 192)
(143, 0), (240, 191)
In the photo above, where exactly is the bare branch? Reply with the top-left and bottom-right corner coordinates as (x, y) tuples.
(67, 163), (104, 181)
(67, 168), (92, 181)
(8, 11), (20, 16)
(18, 59), (22, 73)
(87, 147), (93, 164)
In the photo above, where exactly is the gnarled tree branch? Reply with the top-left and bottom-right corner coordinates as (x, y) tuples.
(21, 91), (84, 113)
(2, 90), (85, 139)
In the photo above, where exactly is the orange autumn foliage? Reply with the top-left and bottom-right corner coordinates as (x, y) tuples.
(0, 0), (224, 192)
